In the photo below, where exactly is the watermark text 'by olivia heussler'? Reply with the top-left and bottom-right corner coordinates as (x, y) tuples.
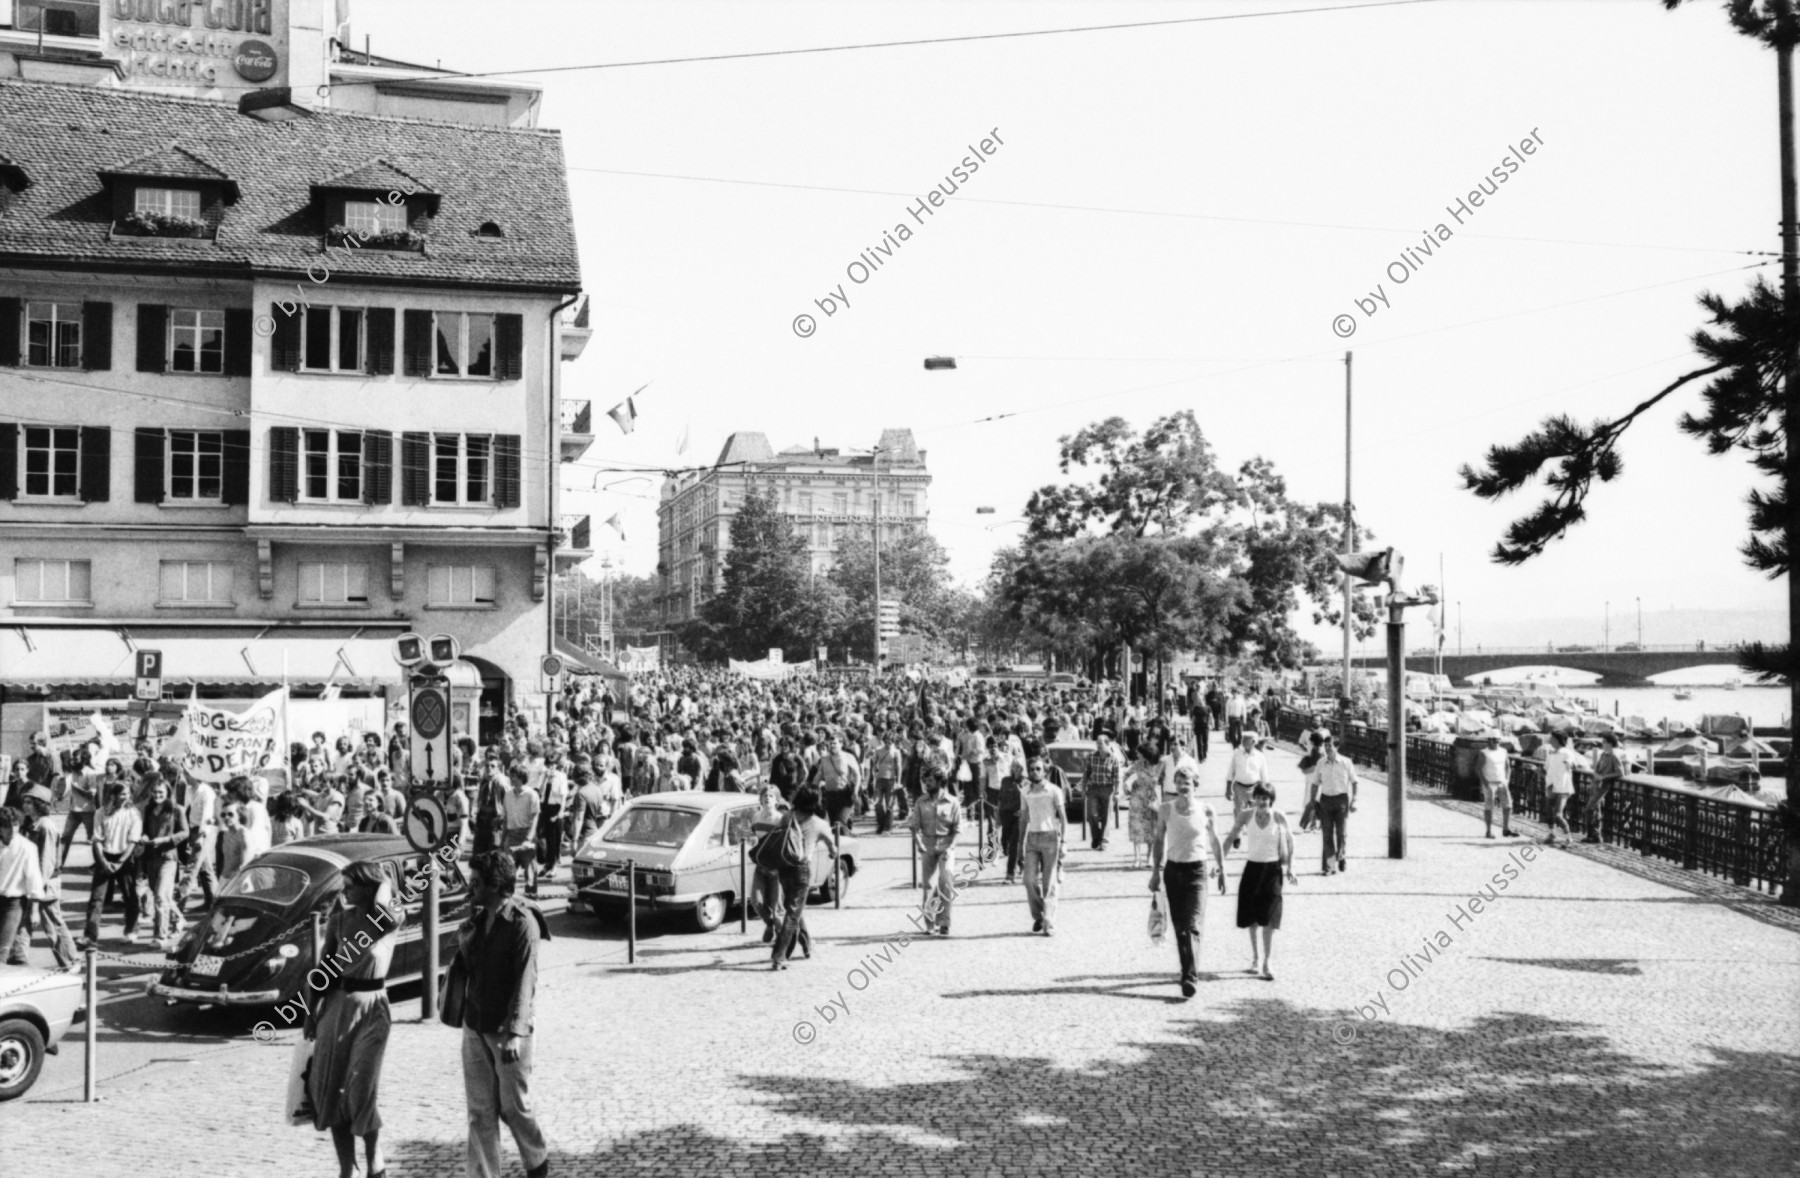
(1329, 128), (1545, 340)
(1330, 842), (1540, 1045)
(791, 129), (1004, 339)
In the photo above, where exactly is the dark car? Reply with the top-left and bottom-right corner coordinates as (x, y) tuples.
(151, 834), (469, 1009)
(1044, 739), (1103, 821)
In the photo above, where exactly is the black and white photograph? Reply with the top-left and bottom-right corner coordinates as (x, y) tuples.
(0, 1), (1796, 1176)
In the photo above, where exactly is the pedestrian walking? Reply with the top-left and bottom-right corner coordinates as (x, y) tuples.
(749, 785), (788, 944)
(1148, 764), (1226, 998)
(1478, 733), (1516, 838)
(1126, 743), (1162, 868)
(868, 731), (903, 835)
(138, 774), (189, 945)
(1082, 733), (1123, 851)
(1017, 756), (1066, 936)
(808, 733), (863, 835)
(179, 772), (219, 911)
(1218, 784), (1296, 980)
(1307, 734), (1357, 875)
(1226, 732), (1271, 830)
(501, 765), (541, 897)
(0, 805), (46, 965)
(445, 849), (552, 1178)
(908, 768), (960, 935)
(1542, 731), (1589, 849)
(83, 781), (143, 944)
(305, 861), (399, 1178)
(16, 787), (77, 967)
(1584, 734), (1623, 843)
(995, 755), (1024, 883)
(771, 787), (836, 968)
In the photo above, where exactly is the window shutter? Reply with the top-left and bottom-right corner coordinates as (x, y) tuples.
(269, 425), (300, 503)
(270, 305), (301, 372)
(401, 431), (430, 505)
(221, 429), (251, 505)
(82, 302), (113, 371)
(494, 433), (522, 508)
(402, 310), (433, 376)
(136, 304), (167, 373)
(363, 431), (393, 504)
(0, 422), (16, 499)
(134, 427), (165, 504)
(78, 427), (111, 503)
(0, 297), (18, 367)
(366, 307), (396, 375)
(223, 308), (253, 375)
(495, 312), (523, 380)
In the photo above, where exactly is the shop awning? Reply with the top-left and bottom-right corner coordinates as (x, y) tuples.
(554, 638), (627, 682)
(0, 626), (405, 691)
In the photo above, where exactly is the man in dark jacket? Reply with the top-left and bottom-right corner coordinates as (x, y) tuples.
(448, 849), (550, 1178)
(138, 774), (189, 945)
(766, 737), (804, 803)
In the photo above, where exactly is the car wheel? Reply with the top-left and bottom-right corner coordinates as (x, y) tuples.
(816, 857), (852, 903)
(0, 1017), (46, 1102)
(692, 893), (727, 932)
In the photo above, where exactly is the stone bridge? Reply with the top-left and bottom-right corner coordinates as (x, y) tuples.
(1349, 644), (1744, 686)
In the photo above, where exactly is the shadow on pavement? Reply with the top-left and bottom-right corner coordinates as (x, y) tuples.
(381, 1002), (1800, 1177)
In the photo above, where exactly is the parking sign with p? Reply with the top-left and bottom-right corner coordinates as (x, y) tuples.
(135, 649), (163, 701)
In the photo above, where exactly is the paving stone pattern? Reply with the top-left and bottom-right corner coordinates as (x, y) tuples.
(9, 737), (1798, 1177)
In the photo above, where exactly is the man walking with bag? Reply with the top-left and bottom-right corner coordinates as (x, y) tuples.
(445, 849), (551, 1178)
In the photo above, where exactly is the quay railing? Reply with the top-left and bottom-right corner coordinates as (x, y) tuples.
(1274, 707), (1788, 894)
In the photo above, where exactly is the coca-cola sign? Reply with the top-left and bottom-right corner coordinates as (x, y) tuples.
(233, 38), (278, 83)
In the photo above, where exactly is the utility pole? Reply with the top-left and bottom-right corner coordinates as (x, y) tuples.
(1340, 350), (1355, 740)
(1778, 1), (1800, 863)
(873, 454), (883, 669)
(1637, 597), (1642, 648)
(1605, 600), (1610, 652)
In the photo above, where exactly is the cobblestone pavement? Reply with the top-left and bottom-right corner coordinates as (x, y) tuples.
(9, 739), (1798, 1177)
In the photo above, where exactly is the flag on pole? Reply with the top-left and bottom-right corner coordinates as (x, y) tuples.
(605, 513), (625, 542)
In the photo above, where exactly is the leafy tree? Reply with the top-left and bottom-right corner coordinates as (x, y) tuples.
(674, 489), (838, 661)
(826, 526), (954, 657)
(1017, 411), (1377, 670)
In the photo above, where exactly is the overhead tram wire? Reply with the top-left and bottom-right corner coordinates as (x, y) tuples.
(906, 258), (1779, 437)
(316, 0), (1444, 90)
(570, 167), (1773, 260)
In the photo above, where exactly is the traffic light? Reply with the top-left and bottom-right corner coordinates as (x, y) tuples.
(428, 633), (461, 665)
(1336, 547), (1402, 587)
(393, 633), (426, 667)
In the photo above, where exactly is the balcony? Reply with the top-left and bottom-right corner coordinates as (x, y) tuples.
(560, 296), (592, 361)
(556, 513), (592, 568)
(559, 398), (594, 462)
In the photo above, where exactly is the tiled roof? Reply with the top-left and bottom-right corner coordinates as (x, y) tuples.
(98, 142), (238, 200)
(316, 158), (436, 195)
(0, 80), (580, 291)
(0, 151), (27, 191)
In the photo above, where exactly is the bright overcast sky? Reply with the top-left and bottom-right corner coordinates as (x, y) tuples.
(359, 0), (1786, 651)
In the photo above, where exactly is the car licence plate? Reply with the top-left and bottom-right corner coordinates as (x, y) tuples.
(190, 955), (223, 976)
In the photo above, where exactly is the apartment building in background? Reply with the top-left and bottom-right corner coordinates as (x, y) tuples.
(657, 429), (932, 629)
(0, 59), (590, 747)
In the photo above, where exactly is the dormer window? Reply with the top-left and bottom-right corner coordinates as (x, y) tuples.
(135, 187), (202, 220)
(345, 199), (407, 236)
(476, 221), (504, 239)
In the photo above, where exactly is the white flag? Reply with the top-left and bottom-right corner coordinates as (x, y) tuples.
(677, 422), (690, 455)
(605, 513), (625, 541)
(607, 397), (637, 435)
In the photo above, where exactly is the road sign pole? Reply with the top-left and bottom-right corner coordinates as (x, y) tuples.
(422, 861), (441, 1020)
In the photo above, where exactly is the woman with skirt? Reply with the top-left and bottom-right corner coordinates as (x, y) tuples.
(304, 860), (399, 1178)
(1125, 738), (1163, 868)
(1218, 784), (1295, 981)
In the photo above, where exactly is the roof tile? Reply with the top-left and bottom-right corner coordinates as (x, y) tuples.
(0, 80), (580, 291)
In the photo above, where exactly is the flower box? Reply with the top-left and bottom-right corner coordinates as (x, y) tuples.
(327, 224), (426, 252)
(120, 211), (209, 239)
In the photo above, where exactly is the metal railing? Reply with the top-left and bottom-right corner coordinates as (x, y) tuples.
(1275, 707), (1787, 893)
(560, 399), (593, 435)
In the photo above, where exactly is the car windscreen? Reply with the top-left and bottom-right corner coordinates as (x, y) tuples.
(219, 863), (311, 906)
(1045, 748), (1090, 778)
(603, 807), (702, 849)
